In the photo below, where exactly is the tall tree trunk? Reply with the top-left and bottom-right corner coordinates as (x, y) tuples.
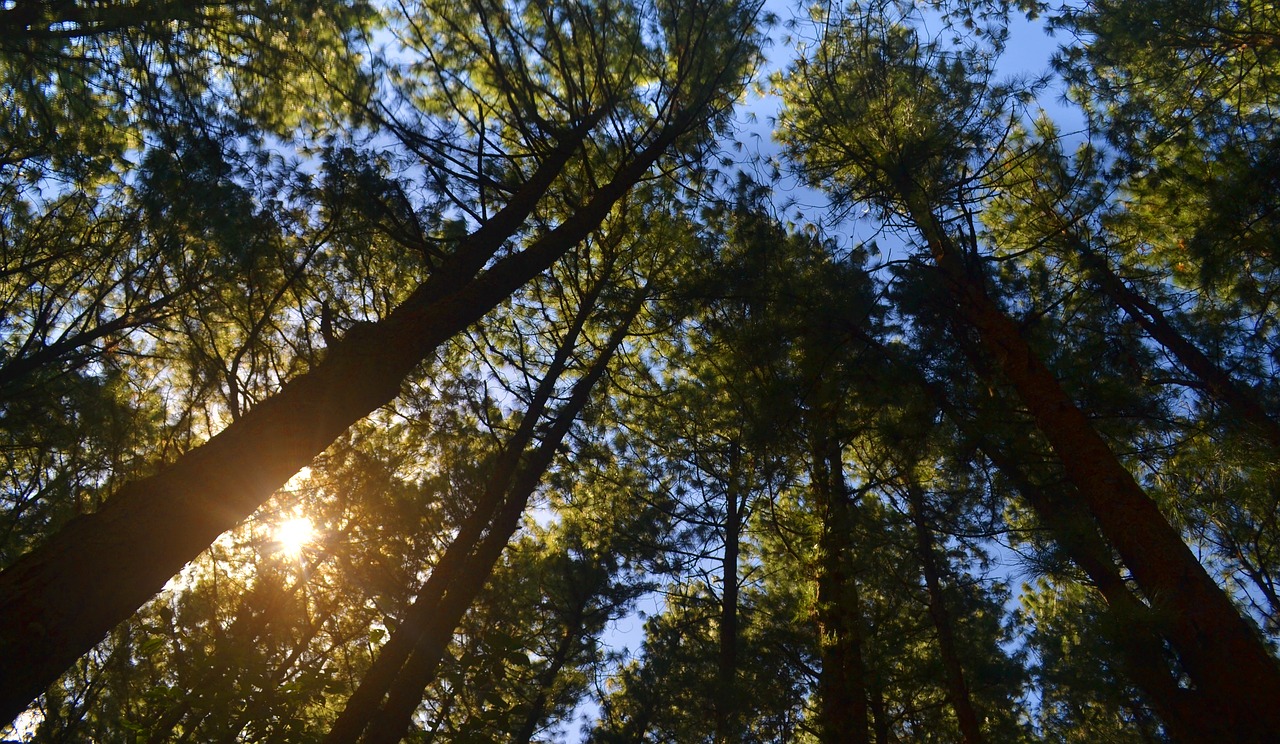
(903, 190), (1280, 741)
(903, 483), (984, 744)
(323, 252), (614, 744)
(0, 103), (705, 723)
(1007, 455), (1231, 741)
(1001, 465), (1229, 742)
(329, 294), (643, 744)
(854, 325), (1230, 742)
(357, 497), (528, 744)
(810, 434), (870, 744)
(868, 669), (891, 744)
(714, 448), (742, 744)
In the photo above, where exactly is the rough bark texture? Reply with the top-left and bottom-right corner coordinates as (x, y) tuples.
(905, 192), (1280, 741)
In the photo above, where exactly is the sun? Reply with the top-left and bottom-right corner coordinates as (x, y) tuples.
(274, 516), (316, 560)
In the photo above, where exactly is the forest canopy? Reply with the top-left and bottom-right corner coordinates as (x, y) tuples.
(2, 0), (1279, 741)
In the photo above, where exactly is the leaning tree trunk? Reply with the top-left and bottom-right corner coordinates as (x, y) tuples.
(854, 326), (1230, 742)
(332, 293), (643, 744)
(1074, 233), (1280, 450)
(512, 593), (590, 744)
(0, 103), (707, 724)
(322, 254), (616, 744)
(903, 188), (1280, 741)
(981, 433), (1234, 742)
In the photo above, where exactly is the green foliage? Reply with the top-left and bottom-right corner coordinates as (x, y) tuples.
(5, 0), (1280, 741)
(1017, 578), (1166, 742)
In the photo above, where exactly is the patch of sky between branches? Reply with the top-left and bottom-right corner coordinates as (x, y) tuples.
(570, 7), (1080, 739)
(724, 1), (1083, 269)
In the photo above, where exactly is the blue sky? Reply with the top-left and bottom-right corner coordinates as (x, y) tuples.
(717, 1), (1082, 262)
(562, 6), (1079, 741)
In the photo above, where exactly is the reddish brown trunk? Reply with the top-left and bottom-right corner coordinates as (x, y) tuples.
(907, 195), (1280, 741)
(1008, 460), (1230, 741)
(854, 327), (1228, 741)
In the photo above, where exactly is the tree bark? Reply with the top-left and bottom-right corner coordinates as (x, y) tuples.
(0, 100), (704, 724)
(904, 191), (1280, 741)
(852, 322), (1230, 742)
(1003, 451), (1231, 741)
(329, 293), (643, 744)
(714, 448), (742, 744)
(810, 434), (870, 744)
(868, 670), (891, 744)
(903, 483), (984, 744)
(322, 250), (614, 744)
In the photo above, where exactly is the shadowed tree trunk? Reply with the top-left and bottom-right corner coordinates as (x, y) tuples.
(328, 291), (645, 744)
(868, 671), (891, 744)
(776, 4), (1277, 733)
(865, 330), (1232, 743)
(903, 482), (984, 744)
(323, 250), (616, 744)
(0, 0), (205, 39)
(902, 187), (1280, 741)
(992, 440), (1228, 742)
(0, 96), (722, 723)
(1073, 242), (1280, 450)
(810, 431), (871, 744)
(714, 446), (743, 744)
(512, 592), (590, 744)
